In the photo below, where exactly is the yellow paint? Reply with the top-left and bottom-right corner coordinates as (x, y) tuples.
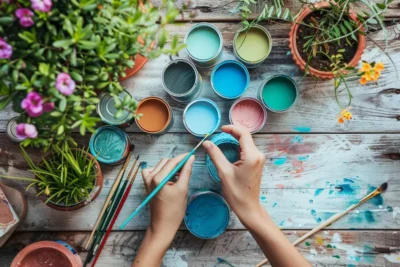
(315, 235), (324, 246)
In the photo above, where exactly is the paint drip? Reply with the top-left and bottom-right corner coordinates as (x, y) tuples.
(136, 97), (172, 134)
(230, 98), (266, 133)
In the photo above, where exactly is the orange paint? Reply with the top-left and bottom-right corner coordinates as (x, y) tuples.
(136, 97), (171, 133)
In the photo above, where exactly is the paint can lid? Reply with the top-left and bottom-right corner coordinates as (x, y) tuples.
(6, 117), (23, 142)
(97, 90), (133, 125)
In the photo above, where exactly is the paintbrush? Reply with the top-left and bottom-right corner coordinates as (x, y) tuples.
(120, 133), (212, 229)
(85, 144), (134, 249)
(91, 161), (143, 266)
(256, 182), (388, 267)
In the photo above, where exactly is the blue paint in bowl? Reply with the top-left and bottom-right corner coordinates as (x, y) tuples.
(183, 98), (221, 137)
(184, 191), (230, 239)
(211, 60), (250, 99)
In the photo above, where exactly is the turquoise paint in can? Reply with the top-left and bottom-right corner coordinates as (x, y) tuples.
(185, 23), (223, 68)
(89, 125), (131, 165)
(97, 89), (134, 127)
(206, 133), (240, 183)
(183, 98), (221, 137)
(184, 190), (230, 239)
(211, 60), (250, 99)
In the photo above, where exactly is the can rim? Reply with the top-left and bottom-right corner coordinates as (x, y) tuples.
(258, 74), (299, 113)
(184, 191), (230, 239)
(233, 25), (272, 65)
(184, 23), (224, 63)
(210, 60), (250, 100)
(135, 97), (173, 134)
(6, 116), (22, 142)
(183, 98), (221, 137)
(228, 97), (267, 133)
(96, 89), (134, 125)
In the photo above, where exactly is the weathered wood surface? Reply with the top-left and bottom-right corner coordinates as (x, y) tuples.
(2, 230), (400, 266)
(1, 133), (399, 231)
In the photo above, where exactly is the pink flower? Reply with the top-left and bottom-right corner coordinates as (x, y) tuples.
(21, 92), (44, 117)
(16, 123), (38, 139)
(56, 73), (75, 96)
(31, 0), (52, 12)
(15, 8), (34, 28)
(43, 102), (54, 112)
(0, 38), (12, 59)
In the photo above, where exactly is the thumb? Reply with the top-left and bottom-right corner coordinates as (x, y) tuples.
(203, 141), (232, 175)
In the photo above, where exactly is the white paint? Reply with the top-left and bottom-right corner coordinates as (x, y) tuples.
(393, 207), (400, 219)
(332, 233), (342, 243)
(310, 248), (318, 255)
(383, 254), (400, 263)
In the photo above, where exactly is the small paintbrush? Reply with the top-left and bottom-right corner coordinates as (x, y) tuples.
(120, 132), (212, 229)
(256, 182), (388, 267)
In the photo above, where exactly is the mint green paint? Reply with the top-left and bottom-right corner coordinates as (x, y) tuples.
(186, 26), (220, 60)
(262, 76), (297, 111)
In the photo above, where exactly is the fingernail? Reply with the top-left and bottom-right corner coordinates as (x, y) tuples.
(141, 162), (148, 169)
(203, 141), (213, 149)
(190, 155), (195, 162)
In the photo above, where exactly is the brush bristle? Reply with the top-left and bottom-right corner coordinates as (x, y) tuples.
(379, 182), (388, 192)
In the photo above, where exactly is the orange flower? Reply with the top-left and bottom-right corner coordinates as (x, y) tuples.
(359, 62), (384, 85)
(360, 62), (371, 72)
(374, 62), (384, 71)
(337, 108), (352, 124)
(338, 117), (345, 124)
(360, 76), (368, 85)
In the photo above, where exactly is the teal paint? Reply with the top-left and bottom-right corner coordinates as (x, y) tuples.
(387, 206), (393, 212)
(311, 209), (316, 216)
(272, 203), (277, 207)
(343, 178), (356, 183)
(184, 99), (221, 137)
(367, 185), (384, 206)
(261, 196), (267, 200)
(184, 191), (230, 239)
(309, 199), (313, 203)
(365, 210), (375, 223)
(293, 126), (311, 132)
(97, 90), (134, 126)
(291, 135), (303, 143)
(259, 75), (298, 112)
(298, 155), (309, 161)
(141, 162), (148, 169)
(314, 188), (324, 196)
(272, 157), (287, 166)
(211, 60), (249, 99)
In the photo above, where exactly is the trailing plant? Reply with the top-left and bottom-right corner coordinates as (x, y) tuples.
(0, 0), (183, 152)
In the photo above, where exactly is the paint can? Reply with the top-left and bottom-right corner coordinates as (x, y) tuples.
(206, 133), (240, 183)
(183, 98), (221, 137)
(162, 59), (202, 103)
(185, 23), (223, 69)
(135, 97), (173, 134)
(6, 117), (22, 142)
(229, 97), (267, 133)
(233, 25), (272, 68)
(258, 74), (299, 113)
(211, 60), (250, 100)
(97, 89), (134, 127)
(184, 190), (230, 239)
(89, 125), (131, 165)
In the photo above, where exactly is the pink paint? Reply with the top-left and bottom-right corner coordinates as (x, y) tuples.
(230, 97), (266, 133)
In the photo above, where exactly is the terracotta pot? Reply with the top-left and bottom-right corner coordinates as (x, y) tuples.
(35, 149), (103, 211)
(288, 1), (366, 79)
(11, 240), (83, 267)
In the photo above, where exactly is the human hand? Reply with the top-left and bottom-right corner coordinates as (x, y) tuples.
(203, 125), (265, 226)
(142, 154), (195, 243)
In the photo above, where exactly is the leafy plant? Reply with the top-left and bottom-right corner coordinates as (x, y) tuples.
(0, 0), (183, 152)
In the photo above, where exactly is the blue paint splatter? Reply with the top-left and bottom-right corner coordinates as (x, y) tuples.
(367, 185), (384, 206)
(272, 157), (287, 166)
(348, 216), (363, 224)
(298, 155), (309, 161)
(311, 209), (316, 215)
(309, 199), (313, 204)
(335, 183), (358, 194)
(329, 190), (334, 194)
(316, 218), (322, 223)
(286, 51), (291, 56)
(365, 211), (375, 223)
(343, 178), (355, 183)
(272, 202), (277, 207)
(291, 135), (303, 143)
(279, 220), (285, 226)
(141, 161), (148, 169)
(293, 126), (311, 133)
(387, 206), (393, 212)
(314, 188), (324, 196)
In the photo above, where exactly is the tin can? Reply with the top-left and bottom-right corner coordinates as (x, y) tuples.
(162, 59), (202, 103)
(233, 25), (272, 68)
(97, 89), (134, 127)
(185, 23), (223, 69)
(229, 97), (267, 133)
(183, 98), (221, 138)
(135, 97), (173, 135)
(89, 125), (131, 165)
(6, 117), (22, 142)
(258, 74), (299, 113)
(184, 190), (230, 239)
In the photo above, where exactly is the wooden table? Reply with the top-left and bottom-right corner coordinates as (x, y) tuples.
(1, 1), (400, 266)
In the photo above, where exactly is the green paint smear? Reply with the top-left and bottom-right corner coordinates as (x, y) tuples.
(332, 255), (341, 259)
(235, 27), (270, 62)
(305, 241), (311, 247)
(262, 77), (297, 111)
(327, 244), (333, 248)
(187, 26), (220, 60)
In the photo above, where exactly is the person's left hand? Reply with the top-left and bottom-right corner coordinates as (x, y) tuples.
(142, 154), (195, 242)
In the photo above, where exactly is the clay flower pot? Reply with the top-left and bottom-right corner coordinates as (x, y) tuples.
(288, 2), (366, 79)
(35, 149), (103, 211)
(11, 240), (83, 267)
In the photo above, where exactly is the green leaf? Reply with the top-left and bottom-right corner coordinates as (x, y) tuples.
(59, 97), (67, 112)
(70, 71), (83, 82)
(158, 28), (168, 48)
(0, 17), (13, 25)
(0, 92), (16, 111)
(344, 20), (353, 32)
(376, 3), (386, 9)
(368, 18), (378, 24)
(0, 64), (9, 77)
(78, 40), (98, 50)
(53, 39), (74, 48)
(39, 63), (50, 76)
(57, 125), (64, 135)
(50, 111), (63, 117)
(18, 32), (36, 43)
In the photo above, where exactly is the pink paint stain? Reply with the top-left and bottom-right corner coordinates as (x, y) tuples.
(275, 184), (285, 189)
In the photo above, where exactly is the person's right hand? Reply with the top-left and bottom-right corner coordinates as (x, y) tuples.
(202, 125), (265, 225)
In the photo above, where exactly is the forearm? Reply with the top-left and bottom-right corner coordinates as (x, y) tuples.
(240, 206), (311, 267)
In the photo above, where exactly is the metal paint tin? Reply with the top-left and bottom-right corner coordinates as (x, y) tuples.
(229, 97), (267, 133)
(211, 60), (250, 99)
(135, 97), (173, 135)
(184, 190), (230, 239)
(6, 117), (22, 142)
(233, 25), (272, 68)
(258, 74), (299, 113)
(89, 125), (131, 165)
(162, 59), (202, 103)
(184, 23), (223, 69)
(183, 98), (221, 138)
(97, 89), (134, 127)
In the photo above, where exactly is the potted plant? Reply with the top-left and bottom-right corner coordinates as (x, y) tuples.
(1, 145), (103, 211)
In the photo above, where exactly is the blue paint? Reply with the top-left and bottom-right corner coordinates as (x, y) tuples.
(272, 157), (287, 166)
(311, 209), (316, 216)
(211, 60), (249, 99)
(364, 210), (375, 223)
(329, 189), (334, 194)
(279, 221), (285, 226)
(185, 192), (230, 239)
(367, 185), (384, 206)
(309, 199), (313, 204)
(316, 218), (322, 223)
(343, 178), (355, 183)
(314, 188), (324, 196)
(298, 155), (309, 161)
(186, 25), (221, 60)
(387, 206), (393, 212)
(291, 135), (303, 143)
(348, 216), (363, 224)
(272, 203), (277, 207)
(293, 126), (311, 132)
(184, 99), (221, 137)
(141, 162), (148, 169)
(260, 196), (267, 201)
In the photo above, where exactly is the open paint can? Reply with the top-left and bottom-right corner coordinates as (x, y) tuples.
(97, 89), (134, 127)
(258, 75), (299, 113)
(89, 125), (131, 165)
(135, 97), (173, 134)
(233, 25), (272, 68)
(211, 60), (250, 99)
(6, 117), (22, 142)
(184, 190), (230, 239)
(183, 98), (221, 137)
(206, 133), (240, 183)
(162, 59), (202, 103)
(229, 97), (267, 133)
(185, 23), (223, 68)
